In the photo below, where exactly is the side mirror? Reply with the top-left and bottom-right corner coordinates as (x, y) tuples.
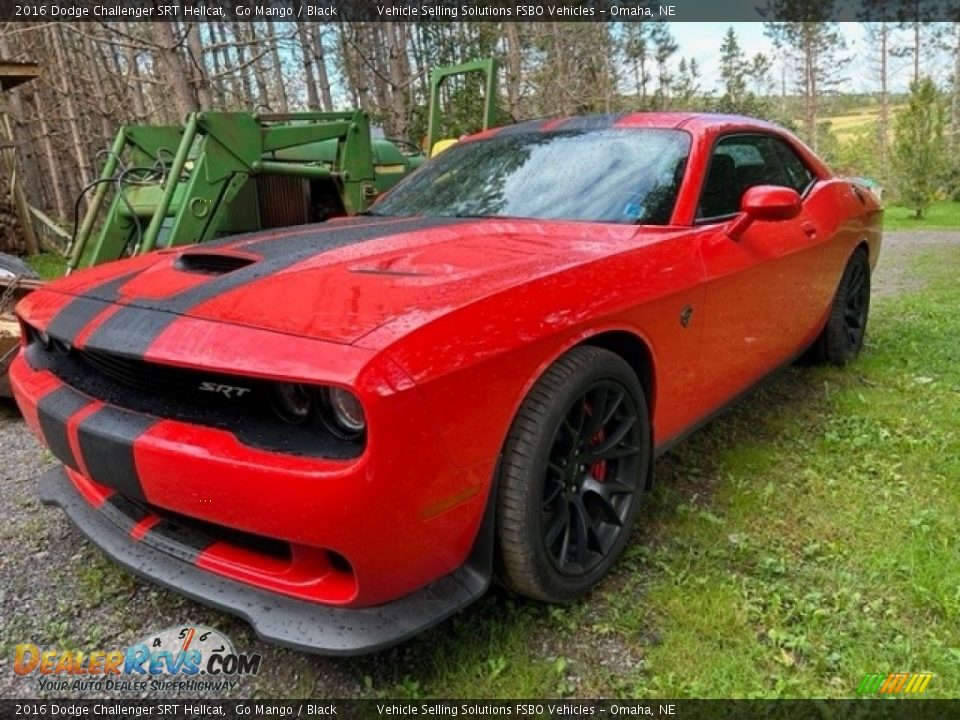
(727, 185), (802, 241)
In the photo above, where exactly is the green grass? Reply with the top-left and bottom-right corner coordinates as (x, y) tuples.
(883, 201), (960, 230)
(345, 246), (960, 699)
(24, 253), (67, 280)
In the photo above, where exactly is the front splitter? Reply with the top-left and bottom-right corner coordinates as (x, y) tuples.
(38, 466), (489, 656)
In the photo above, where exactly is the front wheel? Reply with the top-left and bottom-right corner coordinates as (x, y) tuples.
(496, 346), (650, 603)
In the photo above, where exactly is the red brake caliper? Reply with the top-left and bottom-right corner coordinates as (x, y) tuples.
(589, 427), (607, 482)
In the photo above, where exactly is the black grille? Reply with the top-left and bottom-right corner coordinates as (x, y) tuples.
(79, 348), (268, 409)
(25, 338), (362, 460)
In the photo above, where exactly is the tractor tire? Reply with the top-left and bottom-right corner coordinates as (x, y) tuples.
(496, 346), (650, 603)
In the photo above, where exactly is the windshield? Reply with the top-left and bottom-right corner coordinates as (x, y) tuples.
(371, 128), (691, 225)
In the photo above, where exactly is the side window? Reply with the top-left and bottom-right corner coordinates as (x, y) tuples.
(772, 139), (815, 194)
(697, 134), (814, 221)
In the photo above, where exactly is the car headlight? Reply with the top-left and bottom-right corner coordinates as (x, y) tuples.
(270, 383), (366, 441)
(321, 387), (366, 439)
(270, 383), (313, 425)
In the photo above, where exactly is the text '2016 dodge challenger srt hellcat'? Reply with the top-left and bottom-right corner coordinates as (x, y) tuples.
(11, 113), (881, 655)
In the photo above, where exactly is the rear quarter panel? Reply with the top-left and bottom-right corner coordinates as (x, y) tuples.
(807, 178), (883, 302)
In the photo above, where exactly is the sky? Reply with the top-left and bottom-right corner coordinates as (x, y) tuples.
(669, 22), (934, 95)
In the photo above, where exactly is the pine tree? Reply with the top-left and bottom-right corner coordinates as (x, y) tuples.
(764, 0), (848, 152)
(892, 77), (948, 219)
(719, 27), (748, 106)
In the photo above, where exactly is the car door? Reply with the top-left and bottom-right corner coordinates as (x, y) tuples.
(692, 133), (825, 409)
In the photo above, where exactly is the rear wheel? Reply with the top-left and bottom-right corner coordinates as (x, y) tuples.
(496, 346), (650, 603)
(812, 248), (871, 365)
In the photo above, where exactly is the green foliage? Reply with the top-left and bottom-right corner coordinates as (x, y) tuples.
(891, 77), (948, 219)
(620, 23), (652, 102)
(671, 58), (700, 107)
(812, 120), (841, 167)
(764, 6), (848, 151)
(24, 253), (67, 280)
(830, 124), (885, 183)
(719, 27), (749, 106)
(715, 27), (773, 116)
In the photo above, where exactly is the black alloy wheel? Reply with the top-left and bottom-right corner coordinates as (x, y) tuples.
(497, 346), (650, 603)
(541, 381), (642, 576)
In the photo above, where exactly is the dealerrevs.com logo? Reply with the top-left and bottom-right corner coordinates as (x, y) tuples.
(13, 625), (261, 694)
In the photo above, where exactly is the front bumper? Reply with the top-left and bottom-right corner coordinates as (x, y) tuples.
(39, 465), (489, 655)
(11, 328), (494, 607)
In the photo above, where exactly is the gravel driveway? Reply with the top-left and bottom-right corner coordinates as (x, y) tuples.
(0, 229), (956, 699)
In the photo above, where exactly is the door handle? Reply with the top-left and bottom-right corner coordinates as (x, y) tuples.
(801, 221), (817, 238)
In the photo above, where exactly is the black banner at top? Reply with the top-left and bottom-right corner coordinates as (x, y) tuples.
(0, 699), (958, 720)
(0, 0), (958, 22)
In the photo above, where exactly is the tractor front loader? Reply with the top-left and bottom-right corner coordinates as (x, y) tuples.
(68, 109), (426, 271)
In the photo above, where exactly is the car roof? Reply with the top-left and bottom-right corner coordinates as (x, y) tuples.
(465, 112), (786, 142)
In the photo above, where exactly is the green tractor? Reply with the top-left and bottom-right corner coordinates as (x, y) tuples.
(68, 57), (499, 271)
(68, 109), (425, 271)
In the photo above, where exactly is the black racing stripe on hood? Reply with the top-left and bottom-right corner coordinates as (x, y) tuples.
(80, 306), (183, 357)
(82, 216), (469, 358)
(189, 215), (379, 251)
(45, 272), (139, 345)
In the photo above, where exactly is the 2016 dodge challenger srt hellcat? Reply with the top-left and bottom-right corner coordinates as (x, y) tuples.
(11, 113), (881, 654)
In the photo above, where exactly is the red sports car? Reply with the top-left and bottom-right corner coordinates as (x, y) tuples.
(12, 113), (881, 654)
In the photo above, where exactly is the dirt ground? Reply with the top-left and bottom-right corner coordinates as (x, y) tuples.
(0, 230), (956, 699)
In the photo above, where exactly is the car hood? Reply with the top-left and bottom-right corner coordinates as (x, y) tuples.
(42, 216), (639, 348)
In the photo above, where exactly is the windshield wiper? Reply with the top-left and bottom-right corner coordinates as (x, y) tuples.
(445, 212), (529, 220)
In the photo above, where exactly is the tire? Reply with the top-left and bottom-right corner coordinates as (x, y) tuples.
(496, 346), (650, 603)
(811, 248), (871, 365)
(0, 252), (38, 280)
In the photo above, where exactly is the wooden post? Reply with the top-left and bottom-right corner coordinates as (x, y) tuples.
(0, 60), (41, 256)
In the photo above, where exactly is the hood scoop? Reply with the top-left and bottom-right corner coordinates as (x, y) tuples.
(175, 253), (256, 276)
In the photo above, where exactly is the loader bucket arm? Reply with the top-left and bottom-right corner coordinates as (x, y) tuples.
(426, 58), (499, 157)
